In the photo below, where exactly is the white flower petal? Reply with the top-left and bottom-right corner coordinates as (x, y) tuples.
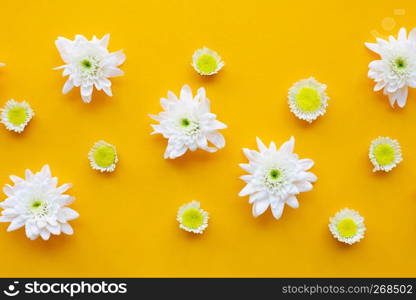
(271, 202), (285, 219)
(239, 183), (257, 197)
(295, 181), (313, 192)
(40, 229), (51, 240)
(7, 217), (25, 232)
(207, 132), (225, 149)
(62, 79), (74, 94)
(396, 86), (408, 108)
(256, 137), (267, 152)
(100, 34), (110, 48)
(252, 199), (269, 217)
(286, 196), (299, 208)
(365, 42), (380, 54)
(61, 223), (74, 235)
(298, 159), (314, 170)
(278, 136), (295, 154)
(180, 84), (193, 102)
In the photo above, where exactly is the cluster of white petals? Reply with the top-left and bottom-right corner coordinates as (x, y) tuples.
(239, 137), (316, 219)
(0, 165), (79, 240)
(55, 34), (125, 103)
(150, 85), (227, 159)
(366, 28), (416, 107)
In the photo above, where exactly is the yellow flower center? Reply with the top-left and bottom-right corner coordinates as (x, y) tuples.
(181, 208), (204, 229)
(7, 106), (27, 126)
(196, 54), (218, 74)
(373, 144), (395, 166)
(295, 87), (321, 112)
(337, 218), (358, 238)
(93, 145), (116, 168)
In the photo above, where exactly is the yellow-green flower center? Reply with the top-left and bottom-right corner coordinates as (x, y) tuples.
(7, 106), (27, 126)
(394, 58), (407, 70)
(269, 169), (281, 180)
(196, 54), (218, 74)
(31, 201), (42, 209)
(29, 199), (48, 217)
(295, 87), (321, 112)
(373, 144), (395, 166)
(182, 208), (204, 229)
(81, 59), (92, 69)
(93, 145), (116, 168)
(180, 118), (191, 127)
(337, 218), (358, 238)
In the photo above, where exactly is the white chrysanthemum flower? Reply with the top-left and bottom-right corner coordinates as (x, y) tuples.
(329, 208), (366, 245)
(365, 28), (416, 108)
(88, 140), (118, 172)
(0, 99), (34, 133)
(191, 47), (224, 75)
(288, 77), (329, 123)
(0, 165), (79, 240)
(369, 137), (402, 172)
(239, 136), (317, 219)
(149, 85), (227, 159)
(177, 201), (209, 234)
(54, 34), (126, 103)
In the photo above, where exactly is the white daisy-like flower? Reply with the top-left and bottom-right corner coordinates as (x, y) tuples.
(177, 201), (209, 234)
(0, 99), (34, 133)
(329, 208), (366, 245)
(88, 140), (118, 172)
(369, 136), (402, 172)
(0, 165), (79, 240)
(55, 34), (126, 103)
(149, 85), (227, 159)
(239, 136), (316, 219)
(288, 77), (329, 123)
(365, 28), (416, 108)
(191, 47), (224, 76)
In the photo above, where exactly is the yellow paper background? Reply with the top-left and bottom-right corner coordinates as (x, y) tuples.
(0, 0), (415, 277)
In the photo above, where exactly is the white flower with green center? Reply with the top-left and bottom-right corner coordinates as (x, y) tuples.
(369, 137), (402, 172)
(288, 77), (329, 123)
(149, 85), (227, 159)
(365, 28), (416, 108)
(88, 140), (118, 172)
(329, 208), (366, 245)
(239, 137), (317, 219)
(55, 34), (126, 103)
(177, 201), (209, 234)
(191, 47), (224, 76)
(0, 165), (79, 240)
(0, 99), (34, 133)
